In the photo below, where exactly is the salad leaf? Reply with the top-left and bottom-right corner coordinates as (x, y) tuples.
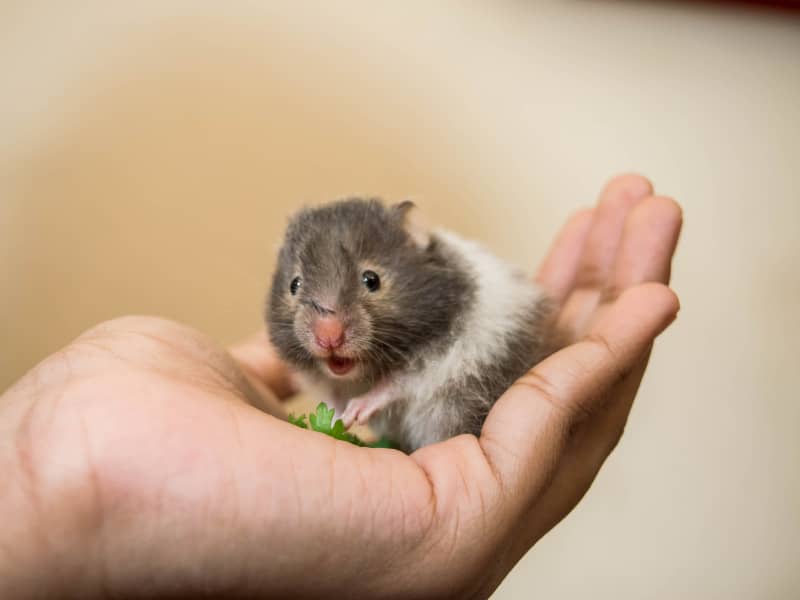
(287, 402), (395, 448)
(287, 413), (308, 429)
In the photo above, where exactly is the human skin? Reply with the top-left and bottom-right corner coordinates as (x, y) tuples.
(0, 174), (681, 599)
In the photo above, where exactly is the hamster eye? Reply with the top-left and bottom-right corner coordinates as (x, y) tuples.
(290, 276), (302, 296)
(361, 270), (381, 292)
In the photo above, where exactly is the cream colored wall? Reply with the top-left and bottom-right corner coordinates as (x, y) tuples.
(2, 2), (798, 598)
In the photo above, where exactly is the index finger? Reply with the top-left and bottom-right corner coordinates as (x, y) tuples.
(478, 283), (679, 513)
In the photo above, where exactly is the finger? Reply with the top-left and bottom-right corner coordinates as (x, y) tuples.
(506, 198), (684, 546)
(558, 175), (653, 335)
(545, 195), (681, 456)
(479, 283), (679, 514)
(572, 174), (653, 290)
(565, 196), (681, 472)
(535, 208), (594, 303)
(229, 331), (297, 400)
(602, 195), (683, 302)
(511, 265), (680, 558)
(508, 354), (650, 559)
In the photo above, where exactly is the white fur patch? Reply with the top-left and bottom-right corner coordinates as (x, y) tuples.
(400, 228), (543, 410)
(302, 227), (545, 449)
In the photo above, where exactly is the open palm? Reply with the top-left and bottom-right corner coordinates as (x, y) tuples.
(0, 174), (681, 599)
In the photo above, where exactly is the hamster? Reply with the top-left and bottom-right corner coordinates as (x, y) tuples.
(267, 198), (553, 452)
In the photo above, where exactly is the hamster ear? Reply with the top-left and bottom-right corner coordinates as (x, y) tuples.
(392, 200), (431, 249)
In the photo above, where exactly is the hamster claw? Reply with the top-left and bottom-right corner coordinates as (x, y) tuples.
(340, 397), (370, 428)
(341, 384), (396, 428)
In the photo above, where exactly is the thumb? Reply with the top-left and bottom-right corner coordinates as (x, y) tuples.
(479, 283), (679, 509)
(229, 331), (297, 400)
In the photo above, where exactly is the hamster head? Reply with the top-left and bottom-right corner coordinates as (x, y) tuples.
(267, 198), (471, 383)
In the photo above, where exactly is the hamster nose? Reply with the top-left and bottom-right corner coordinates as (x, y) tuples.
(313, 317), (345, 350)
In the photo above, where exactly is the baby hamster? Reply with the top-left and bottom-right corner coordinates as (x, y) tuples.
(267, 198), (552, 452)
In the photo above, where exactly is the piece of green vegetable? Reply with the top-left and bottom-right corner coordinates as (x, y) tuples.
(287, 402), (395, 449)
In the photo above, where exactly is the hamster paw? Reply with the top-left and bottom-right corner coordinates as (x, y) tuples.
(340, 396), (374, 428)
(342, 381), (397, 427)
(341, 383), (395, 428)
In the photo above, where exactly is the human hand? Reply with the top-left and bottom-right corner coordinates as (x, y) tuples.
(0, 174), (681, 599)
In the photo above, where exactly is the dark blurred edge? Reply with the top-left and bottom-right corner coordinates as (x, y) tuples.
(709, 0), (800, 10)
(666, 0), (800, 12)
(614, 0), (800, 14)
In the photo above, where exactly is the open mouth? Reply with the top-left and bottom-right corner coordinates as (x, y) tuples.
(326, 355), (356, 376)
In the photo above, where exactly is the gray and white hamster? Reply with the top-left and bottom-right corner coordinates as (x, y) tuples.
(267, 198), (552, 452)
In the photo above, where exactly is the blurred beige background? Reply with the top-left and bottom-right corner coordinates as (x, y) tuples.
(1, 1), (798, 598)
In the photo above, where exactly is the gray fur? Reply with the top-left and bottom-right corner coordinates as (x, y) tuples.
(268, 198), (475, 384)
(266, 198), (553, 452)
(373, 295), (553, 452)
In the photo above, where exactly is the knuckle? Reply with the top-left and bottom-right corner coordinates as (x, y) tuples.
(573, 263), (606, 289)
(583, 333), (632, 387)
(606, 423), (626, 455)
(589, 423), (627, 470)
(512, 368), (591, 421)
(583, 331), (616, 359)
(600, 282), (625, 304)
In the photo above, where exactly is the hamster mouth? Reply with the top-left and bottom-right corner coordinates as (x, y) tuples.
(326, 355), (356, 376)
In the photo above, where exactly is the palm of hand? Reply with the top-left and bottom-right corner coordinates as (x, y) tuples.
(1, 175), (681, 599)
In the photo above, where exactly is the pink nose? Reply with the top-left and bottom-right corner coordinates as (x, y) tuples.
(313, 317), (345, 350)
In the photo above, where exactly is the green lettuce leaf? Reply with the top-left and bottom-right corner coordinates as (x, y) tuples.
(287, 402), (395, 448)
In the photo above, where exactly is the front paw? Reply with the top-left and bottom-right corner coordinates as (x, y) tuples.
(340, 396), (375, 428)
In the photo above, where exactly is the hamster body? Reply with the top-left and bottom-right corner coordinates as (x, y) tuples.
(267, 198), (552, 452)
